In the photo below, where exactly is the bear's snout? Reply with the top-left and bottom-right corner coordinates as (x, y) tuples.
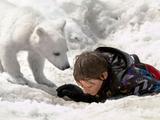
(61, 64), (70, 70)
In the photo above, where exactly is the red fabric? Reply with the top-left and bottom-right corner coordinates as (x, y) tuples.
(145, 64), (160, 80)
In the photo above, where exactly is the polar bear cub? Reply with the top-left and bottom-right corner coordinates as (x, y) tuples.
(0, 1), (70, 87)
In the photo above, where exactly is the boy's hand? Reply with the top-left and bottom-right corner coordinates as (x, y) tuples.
(56, 84), (84, 102)
(56, 84), (101, 103)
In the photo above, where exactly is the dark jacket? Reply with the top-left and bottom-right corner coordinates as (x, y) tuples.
(93, 47), (160, 100)
(97, 63), (160, 102)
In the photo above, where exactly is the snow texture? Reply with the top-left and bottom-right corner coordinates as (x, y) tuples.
(1, 0), (160, 119)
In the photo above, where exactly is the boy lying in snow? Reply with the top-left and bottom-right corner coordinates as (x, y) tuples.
(57, 47), (160, 103)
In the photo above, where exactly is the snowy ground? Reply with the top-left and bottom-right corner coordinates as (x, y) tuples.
(1, 0), (160, 119)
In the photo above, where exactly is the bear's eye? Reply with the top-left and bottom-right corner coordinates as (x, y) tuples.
(53, 52), (60, 56)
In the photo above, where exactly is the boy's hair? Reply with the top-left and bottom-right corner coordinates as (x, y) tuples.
(73, 51), (109, 81)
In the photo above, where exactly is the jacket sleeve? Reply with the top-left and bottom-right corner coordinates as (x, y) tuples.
(121, 74), (159, 95)
(56, 84), (103, 103)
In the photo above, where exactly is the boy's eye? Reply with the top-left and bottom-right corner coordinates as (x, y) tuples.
(85, 83), (94, 88)
(83, 80), (95, 87)
(53, 52), (60, 56)
(87, 80), (95, 85)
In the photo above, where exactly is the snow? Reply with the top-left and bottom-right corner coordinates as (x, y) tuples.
(1, 0), (160, 119)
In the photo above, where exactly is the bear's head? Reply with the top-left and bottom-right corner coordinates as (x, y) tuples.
(30, 19), (70, 70)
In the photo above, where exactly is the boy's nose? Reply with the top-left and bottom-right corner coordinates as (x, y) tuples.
(83, 90), (87, 94)
(82, 88), (88, 94)
(83, 88), (92, 95)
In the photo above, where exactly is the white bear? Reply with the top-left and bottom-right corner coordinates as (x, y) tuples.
(6, 0), (97, 49)
(0, 1), (70, 87)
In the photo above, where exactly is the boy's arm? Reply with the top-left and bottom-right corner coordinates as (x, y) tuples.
(56, 84), (101, 103)
(121, 75), (159, 95)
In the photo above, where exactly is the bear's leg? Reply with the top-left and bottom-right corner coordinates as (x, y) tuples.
(28, 51), (56, 87)
(0, 50), (29, 84)
(0, 61), (4, 72)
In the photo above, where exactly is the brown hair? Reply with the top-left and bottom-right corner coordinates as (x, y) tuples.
(73, 51), (109, 81)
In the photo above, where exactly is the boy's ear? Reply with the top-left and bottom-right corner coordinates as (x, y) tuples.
(100, 71), (108, 80)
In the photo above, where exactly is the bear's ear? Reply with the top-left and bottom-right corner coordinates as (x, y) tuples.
(36, 27), (45, 36)
(30, 26), (45, 46)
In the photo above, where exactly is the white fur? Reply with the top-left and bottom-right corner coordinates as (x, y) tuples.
(0, 1), (69, 87)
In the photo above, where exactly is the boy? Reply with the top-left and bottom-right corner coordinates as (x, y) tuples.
(57, 47), (160, 103)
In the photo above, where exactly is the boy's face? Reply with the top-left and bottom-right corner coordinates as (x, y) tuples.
(76, 72), (108, 96)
